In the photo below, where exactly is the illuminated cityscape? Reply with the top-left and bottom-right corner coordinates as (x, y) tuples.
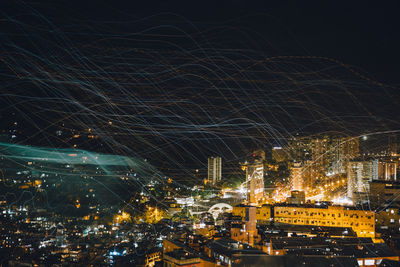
(1, 1), (400, 267)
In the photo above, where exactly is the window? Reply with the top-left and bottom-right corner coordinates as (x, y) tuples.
(364, 259), (374, 265)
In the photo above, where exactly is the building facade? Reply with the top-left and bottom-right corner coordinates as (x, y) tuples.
(233, 204), (375, 238)
(347, 160), (378, 200)
(273, 205), (375, 238)
(207, 156), (222, 185)
(290, 162), (304, 191)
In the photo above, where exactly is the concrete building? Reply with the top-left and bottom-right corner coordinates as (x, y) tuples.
(287, 190), (306, 205)
(311, 136), (330, 180)
(242, 150), (265, 205)
(369, 180), (400, 206)
(230, 205), (259, 246)
(271, 146), (287, 163)
(347, 160), (378, 200)
(207, 156), (221, 185)
(233, 204), (375, 239)
(287, 135), (359, 184)
(163, 239), (215, 267)
(266, 237), (399, 266)
(290, 162), (303, 191)
(233, 204), (271, 225)
(377, 159), (397, 181)
(328, 136), (359, 175)
(376, 205), (400, 233)
(273, 205), (375, 238)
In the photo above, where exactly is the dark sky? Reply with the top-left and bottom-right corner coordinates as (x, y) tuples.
(2, 0), (399, 85)
(1, 1), (399, 179)
(12, 0), (397, 84)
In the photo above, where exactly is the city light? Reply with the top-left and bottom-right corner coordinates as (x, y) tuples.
(0, 2), (399, 266)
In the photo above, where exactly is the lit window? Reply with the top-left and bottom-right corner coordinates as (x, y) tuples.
(365, 259), (374, 265)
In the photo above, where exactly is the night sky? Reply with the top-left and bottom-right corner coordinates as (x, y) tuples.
(1, 1), (399, 180)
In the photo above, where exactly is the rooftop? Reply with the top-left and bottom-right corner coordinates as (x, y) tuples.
(206, 237), (266, 257)
(165, 249), (199, 261)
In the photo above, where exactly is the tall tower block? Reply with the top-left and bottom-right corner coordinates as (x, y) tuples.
(208, 156), (222, 185)
(244, 150), (265, 205)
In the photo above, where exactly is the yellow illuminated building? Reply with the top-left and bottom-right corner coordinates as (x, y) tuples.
(233, 204), (375, 238)
(274, 205), (375, 238)
(256, 205), (272, 224)
(290, 162), (303, 191)
(232, 204), (272, 224)
(232, 205), (246, 217)
(231, 206), (259, 246)
(144, 250), (161, 267)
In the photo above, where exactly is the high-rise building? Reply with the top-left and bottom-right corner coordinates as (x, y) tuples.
(290, 162), (303, 191)
(302, 160), (314, 191)
(271, 146), (287, 163)
(207, 156), (222, 185)
(377, 159), (397, 181)
(311, 137), (329, 180)
(288, 135), (359, 178)
(347, 160), (378, 200)
(243, 150), (265, 205)
(328, 136), (359, 175)
(287, 136), (312, 162)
